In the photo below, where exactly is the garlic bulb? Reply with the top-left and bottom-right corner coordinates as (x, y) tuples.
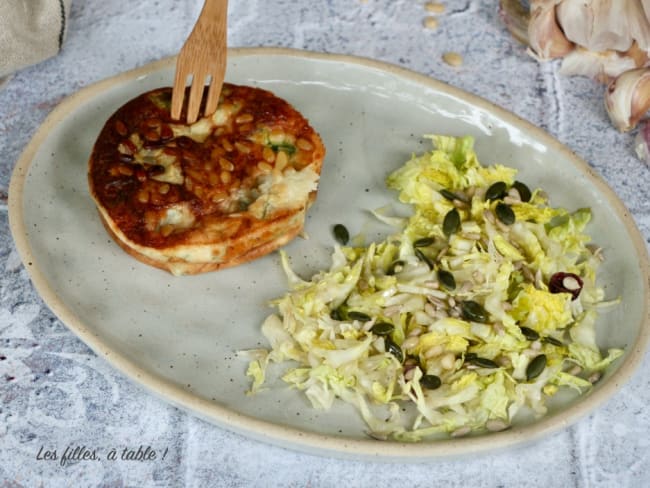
(528, 1), (574, 59)
(605, 67), (650, 131)
(501, 0), (650, 134)
(501, 0), (650, 80)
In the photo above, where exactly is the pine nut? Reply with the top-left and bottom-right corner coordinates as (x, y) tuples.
(275, 150), (289, 171)
(185, 168), (203, 181)
(220, 170), (231, 184)
(219, 158), (234, 171)
(263, 146), (276, 162)
(424, 2), (445, 13)
(269, 129), (285, 144)
(257, 162), (273, 172)
(118, 165), (133, 176)
(423, 16), (438, 29)
(234, 142), (250, 154)
(118, 142), (134, 155)
(115, 120), (128, 136)
(296, 138), (314, 151)
(144, 129), (160, 142)
(443, 51), (463, 67)
(221, 139), (234, 152)
(145, 117), (162, 129)
(137, 189), (149, 203)
(159, 183), (170, 194)
(235, 113), (254, 124)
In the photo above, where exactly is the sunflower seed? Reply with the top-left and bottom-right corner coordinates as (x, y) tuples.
(495, 202), (515, 225)
(333, 224), (350, 245)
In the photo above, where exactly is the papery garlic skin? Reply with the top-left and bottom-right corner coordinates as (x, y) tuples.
(528, 0), (574, 59)
(634, 120), (650, 165)
(605, 67), (650, 131)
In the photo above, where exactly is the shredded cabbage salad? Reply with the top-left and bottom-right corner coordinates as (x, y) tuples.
(242, 135), (623, 441)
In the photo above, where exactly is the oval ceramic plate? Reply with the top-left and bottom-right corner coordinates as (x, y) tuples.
(9, 48), (650, 461)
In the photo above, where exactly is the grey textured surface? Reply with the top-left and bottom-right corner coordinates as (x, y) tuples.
(1, 0), (650, 486)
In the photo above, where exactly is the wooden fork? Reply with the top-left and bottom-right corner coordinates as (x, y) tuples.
(171, 0), (228, 124)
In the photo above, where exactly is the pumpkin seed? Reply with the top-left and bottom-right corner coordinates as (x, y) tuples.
(543, 336), (564, 347)
(468, 356), (499, 368)
(495, 202), (515, 225)
(385, 337), (404, 362)
(420, 374), (442, 390)
(438, 269), (456, 290)
(371, 322), (395, 336)
(414, 236), (435, 248)
(460, 300), (489, 323)
(330, 308), (344, 321)
(415, 248), (434, 270)
(519, 326), (539, 341)
(333, 224), (350, 245)
(526, 354), (547, 380)
(387, 259), (405, 275)
(443, 208), (461, 236)
(348, 311), (372, 322)
(485, 181), (507, 201)
(512, 180), (531, 202)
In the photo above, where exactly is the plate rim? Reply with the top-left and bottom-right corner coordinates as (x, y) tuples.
(8, 47), (650, 461)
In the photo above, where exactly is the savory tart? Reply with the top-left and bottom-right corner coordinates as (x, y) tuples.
(88, 84), (325, 275)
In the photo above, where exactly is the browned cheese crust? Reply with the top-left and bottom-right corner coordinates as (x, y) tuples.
(88, 85), (325, 275)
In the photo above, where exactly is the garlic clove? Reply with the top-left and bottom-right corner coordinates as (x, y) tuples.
(560, 47), (639, 82)
(528, 1), (574, 59)
(557, 0), (634, 53)
(605, 67), (650, 132)
(499, 0), (530, 46)
(627, 0), (650, 52)
(557, 0), (650, 54)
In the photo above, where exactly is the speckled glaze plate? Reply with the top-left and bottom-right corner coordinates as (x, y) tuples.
(9, 48), (650, 461)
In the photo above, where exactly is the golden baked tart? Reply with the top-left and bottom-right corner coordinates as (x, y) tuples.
(88, 84), (325, 275)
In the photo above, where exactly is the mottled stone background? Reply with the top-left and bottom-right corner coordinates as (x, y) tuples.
(1, 0), (649, 486)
